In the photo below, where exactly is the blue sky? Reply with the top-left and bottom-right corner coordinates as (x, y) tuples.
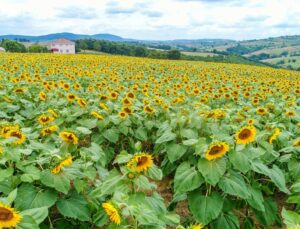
(0, 0), (299, 40)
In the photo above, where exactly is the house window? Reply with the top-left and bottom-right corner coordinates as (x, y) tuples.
(60, 49), (63, 53)
(66, 49), (69, 53)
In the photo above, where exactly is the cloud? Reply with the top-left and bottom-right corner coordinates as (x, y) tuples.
(142, 11), (163, 18)
(57, 6), (97, 19)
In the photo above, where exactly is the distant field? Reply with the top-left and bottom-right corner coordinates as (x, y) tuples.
(245, 45), (300, 57)
(262, 56), (300, 69)
(181, 51), (219, 57)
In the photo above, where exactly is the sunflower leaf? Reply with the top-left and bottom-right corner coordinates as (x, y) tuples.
(197, 158), (226, 186)
(188, 191), (224, 225)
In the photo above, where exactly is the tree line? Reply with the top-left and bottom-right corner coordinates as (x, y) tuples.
(0, 40), (49, 53)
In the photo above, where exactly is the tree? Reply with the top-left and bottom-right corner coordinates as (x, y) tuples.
(167, 50), (181, 60)
(28, 45), (48, 53)
(93, 41), (102, 52)
(0, 40), (26, 52)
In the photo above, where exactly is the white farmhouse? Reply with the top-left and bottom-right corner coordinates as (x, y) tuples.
(0, 47), (5, 52)
(47, 39), (75, 54)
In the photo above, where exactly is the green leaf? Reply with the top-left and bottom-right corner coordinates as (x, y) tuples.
(210, 211), (240, 229)
(188, 192), (224, 225)
(40, 170), (70, 194)
(165, 143), (187, 163)
(282, 208), (300, 228)
(197, 158), (226, 185)
(180, 129), (198, 139)
(6, 188), (18, 205)
(16, 215), (39, 229)
(146, 165), (163, 180)
(253, 198), (281, 228)
(20, 207), (48, 224)
(57, 191), (90, 221)
(0, 168), (13, 182)
(228, 150), (250, 173)
(135, 127), (148, 141)
(113, 151), (132, 164)
(246, 185), (265, 212)
(174, 162), (204, 195)
(15, 184), (57, 210)
(182, 139), (198, 146)
(218, 172), (250, 199)
(102, 128), (119, 143)
(76, 126), (92, 134)
(251, 161), (289, 194)
(155, 131), (176, 144)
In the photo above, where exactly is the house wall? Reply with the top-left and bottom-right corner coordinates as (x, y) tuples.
(50, 43), (75, 54)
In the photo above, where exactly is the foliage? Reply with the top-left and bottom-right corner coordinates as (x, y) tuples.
(0, 53), (299, 228)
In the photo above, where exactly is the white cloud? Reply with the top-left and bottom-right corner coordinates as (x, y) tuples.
(0, 0), (299, 40)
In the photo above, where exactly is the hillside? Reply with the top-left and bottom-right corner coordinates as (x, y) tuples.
(1, 32), (300, 70)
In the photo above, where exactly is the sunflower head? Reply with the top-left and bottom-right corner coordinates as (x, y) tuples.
(235, 125), (256, 144)
(38, 115), (54, 126)
(6, 130), (26, 145)
(294, 139), (300, 147)
(59, 131), (78, 144)
(205, 142), (229, 161)
(102, 202), (121, 225)
(189, 224), (203, 229)
(40, 125), (58, 137)
(269, 128), (281, 144)
(127, 153), (153, 173)
(256, 107), (267, 116)
(90, 111), (104, 120)
(285, 110), (296, 118)
(0, 203), (22, 228)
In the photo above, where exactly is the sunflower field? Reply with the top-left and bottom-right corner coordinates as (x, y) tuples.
(0, 53), (299, 229)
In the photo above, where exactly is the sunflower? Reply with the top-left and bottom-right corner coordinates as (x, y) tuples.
(143, 105), (155, 114)
(235, 125), (256, 144)
(40, 125), (58, 137)
(118, 111), (127, 119)
(38, 115), (54, 126)
(269, 128), (281, 144)
(110, 91), (118, 100)
(285, 110), (296, 117)
(52, 155), (73, 174)
(67, 93), (76, 102)
(0, 125), (19, 137)
(102, 202), (121, 225)
(39, 91), (46, 101)
(127, 153), (153, 173)
(256, 107), (267, 116)
(77, 98), (87, 108)
(90, 111), (104, 120)
(247, 119), (254, 125)
(205, 142), (229, 161)
(123, 107), (133, 115)
(0, 203), (22, 228)
(293, 139), (300, 147)
(6, 130), (26, 145)
(189, 224), (203, 229)
(100, 103), (109, 111)
(59, 131), (78, 144)
(122, 97), (132, 106)
(47, 109), (58, 118)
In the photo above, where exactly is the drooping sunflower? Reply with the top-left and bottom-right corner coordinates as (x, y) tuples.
(102, 202), (121, 225)
(90, 111), (104, 120)
(77, 98), (87, 108)
(205, 142), (229, 161)
(48, 109), (59, 118)
(0, 202), (22, 228)
(59, 131), (78, 144)
(269, 128), (281, 144)
(40, 125), (58, 137)
(235, 125), (256, 144)
(38, 115), (54, 126)
(6, 130), (26, 145)
(39, 91), (46, 101)
(247, 118), (255, 125)
(127, 153), (153, 173)
(52, 155), (73, 174)
(100, 103), (109, 111)
(293, 139), (300, 147)
(143, 105), (155, 114)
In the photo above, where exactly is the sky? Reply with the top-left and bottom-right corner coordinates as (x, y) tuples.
(0, 0), (299, 40)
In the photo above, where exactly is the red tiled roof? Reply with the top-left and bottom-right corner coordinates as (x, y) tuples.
(52, 38), (74, 44)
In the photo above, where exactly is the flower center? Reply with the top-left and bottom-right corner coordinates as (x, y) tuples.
(0, 207), (13, 221)
(209, 145), (224, 155)
(238, 129), (251, 139)
(137, 156), (148, 166)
